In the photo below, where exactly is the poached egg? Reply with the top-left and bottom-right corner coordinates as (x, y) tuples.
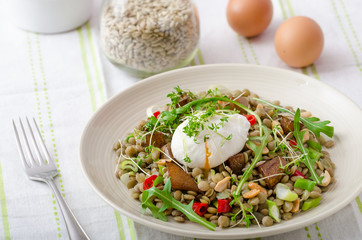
(171, 114), (250, 169)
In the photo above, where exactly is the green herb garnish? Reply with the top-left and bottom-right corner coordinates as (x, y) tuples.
(141, 191), (168, 221)
(255, 98), (334, 138)
(293, 109), (323, 184)
(142, 178), (216, 230)
(230, 125), (272, 223)
(184, 156), (191, 163)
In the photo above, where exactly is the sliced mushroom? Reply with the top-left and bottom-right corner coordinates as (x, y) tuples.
(166, 162), (199, 192)
(178, 94), (190, 107)
(227, 153), (245, 175)
(146, 131), (166, 148)
(231, 96), (250, 114)
(160, 143), (174, 159)
(280, 116), (295, 134)
(258, 157), (287, 188)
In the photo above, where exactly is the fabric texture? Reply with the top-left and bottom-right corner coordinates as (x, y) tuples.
(0, 0), (361, 239)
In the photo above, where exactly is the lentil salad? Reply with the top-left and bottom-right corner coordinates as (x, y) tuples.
(113, 86), (335, 230)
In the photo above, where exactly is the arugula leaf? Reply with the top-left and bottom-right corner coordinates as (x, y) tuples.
(141, 191), (167, 221)
(230, 125), (272, 223)
(142, 178), (216, 231)
(302, 117), (334, 138)
(293, 109), (323, 184)
(235, 125), (272, 196)
(255, 98), (334, 138)
(306, 140), (322, 152)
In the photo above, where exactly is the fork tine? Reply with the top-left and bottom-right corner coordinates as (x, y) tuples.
(32, 118), (54, 165)
(26, 117), (44, 165)
(12, 119), (31, 169)
(18, 118), (37, 167)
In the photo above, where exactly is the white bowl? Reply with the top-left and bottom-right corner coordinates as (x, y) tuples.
(5, 0), (92, 33)
(80, 64), (362, 239)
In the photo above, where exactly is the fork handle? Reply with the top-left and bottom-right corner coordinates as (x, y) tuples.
(46, 178), (90, 240)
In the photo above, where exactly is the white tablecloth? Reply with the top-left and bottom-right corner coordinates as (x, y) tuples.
(0, 0), (361, 239)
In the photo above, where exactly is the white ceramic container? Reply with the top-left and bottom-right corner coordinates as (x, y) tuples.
(6, 0), (92, 33)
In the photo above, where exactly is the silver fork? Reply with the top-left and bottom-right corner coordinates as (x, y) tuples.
(13, 117), (90, 240)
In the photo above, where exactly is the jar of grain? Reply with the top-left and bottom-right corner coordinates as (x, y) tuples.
(100, 0), (200, 76)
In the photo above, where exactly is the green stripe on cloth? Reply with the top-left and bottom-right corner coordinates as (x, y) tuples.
(315, 223), (323, 240)
(237, 35), (250, 63)
(278, 0), (288, 19)
(126, 217), (136, 240)
(285, 0), (295, 17)
(27, 32), (62, 238)
(305, 227), (311, 239)
(78, 25), (136, 239)
(301, 67), (309, 75)
(114, 212), (126, 240)
(355, 196), (362, 213)
(190, 59), (196, 66)
(35, 34), (66, 196)
(197, 49), (205, 65)
(247, 39), (260, 65)
(310, 64), (321, 80)
(238, 33), (259, 65)
(77, 27), (97, 111)
(339, 0), (362, 53)
(0, 161), (10, 240)
(330, 0), (362, 73)
(85, 22), (106, 104)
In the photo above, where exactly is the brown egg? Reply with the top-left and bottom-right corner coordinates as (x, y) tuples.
(226, 0), (273, 37)
(274, 16), (324, 67)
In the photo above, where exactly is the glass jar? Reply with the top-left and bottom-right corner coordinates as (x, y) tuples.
(100, 0), (200, 77)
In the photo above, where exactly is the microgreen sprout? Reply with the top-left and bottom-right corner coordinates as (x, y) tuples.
(116, 140), (150, 176)
(250, 173), (286, 183)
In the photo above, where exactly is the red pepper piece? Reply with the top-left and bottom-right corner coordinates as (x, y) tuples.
(243, 114), (256, 125)
(292, 170), (306, 179)
(153, 111), (161, 118)
(143, 175), (158, 190)
(217, 199), (232, 213)
(289, 140), (297, 146)
(192, 202), (208, 216)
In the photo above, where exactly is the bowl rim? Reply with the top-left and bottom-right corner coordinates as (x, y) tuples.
(79, 63), (362, 239)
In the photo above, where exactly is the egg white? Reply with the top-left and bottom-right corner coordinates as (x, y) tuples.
(171, 114), (250, 169)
